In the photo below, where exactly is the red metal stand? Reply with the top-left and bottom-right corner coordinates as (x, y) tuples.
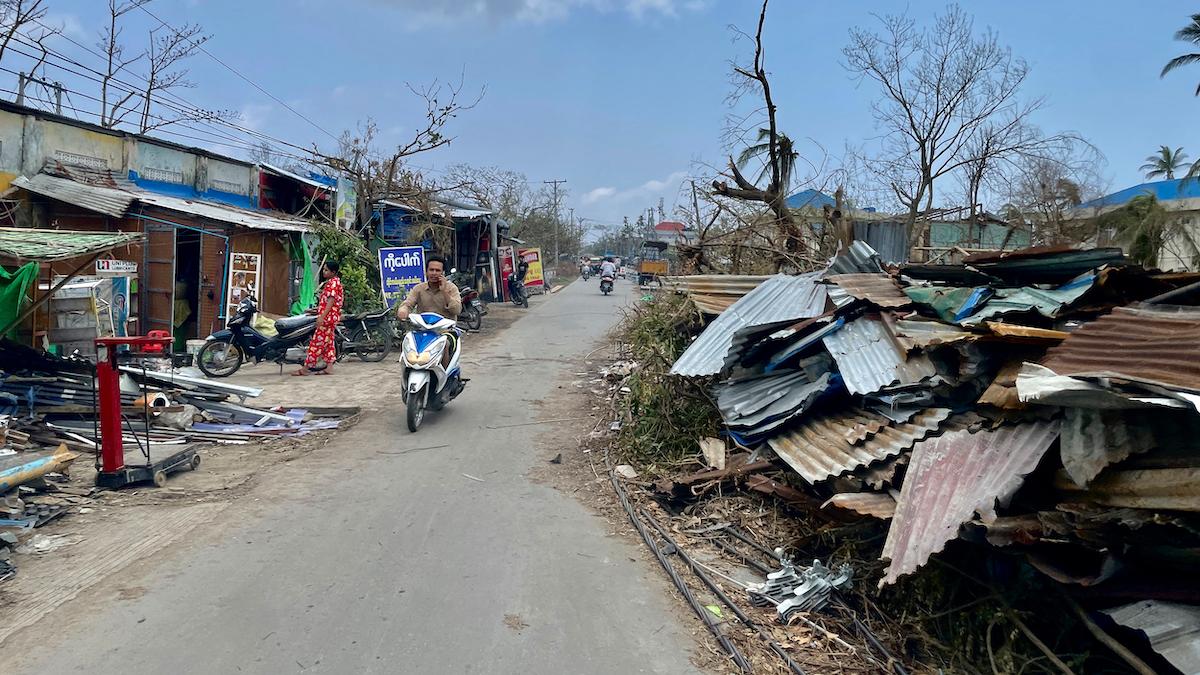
(94, 336), (199, 488)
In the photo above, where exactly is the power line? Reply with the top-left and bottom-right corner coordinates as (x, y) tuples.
(135, 4), (338, 143)
(17, 22), (320, 158)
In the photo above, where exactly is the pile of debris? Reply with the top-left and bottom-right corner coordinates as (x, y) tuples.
(0, 339), (353, 587)
(657, 242), (1200, 673)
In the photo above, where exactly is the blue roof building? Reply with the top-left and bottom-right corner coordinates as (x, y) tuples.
(1074, 178), (1200, 271)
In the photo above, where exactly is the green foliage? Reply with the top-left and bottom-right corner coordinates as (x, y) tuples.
(310, 222), (382, 313)
(1097, 193), (1200, 269)
(1141, 145), (1188, 180)
(615, 292), (720, 472)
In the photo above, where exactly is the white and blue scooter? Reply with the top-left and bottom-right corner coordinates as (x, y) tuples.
(400, 312), (466, 432)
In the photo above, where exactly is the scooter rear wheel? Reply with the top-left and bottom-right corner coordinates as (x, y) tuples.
(406, 386), (426, 432)
(196, 341), (243, 378)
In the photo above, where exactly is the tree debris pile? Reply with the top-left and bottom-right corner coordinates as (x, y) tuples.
(606, 241), (1200, 673)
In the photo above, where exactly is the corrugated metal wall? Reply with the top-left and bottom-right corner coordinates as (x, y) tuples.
(853, 221), (909, 264)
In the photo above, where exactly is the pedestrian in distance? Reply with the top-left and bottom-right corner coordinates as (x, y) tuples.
(294, 260), (343, 376)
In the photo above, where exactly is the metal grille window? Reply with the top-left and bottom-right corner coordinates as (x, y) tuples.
(54, 150), (107, 170)
(141, 167), (185, 184)
(210, 178), (248, 195)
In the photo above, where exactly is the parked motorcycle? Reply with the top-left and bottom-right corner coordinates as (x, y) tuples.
(339, 307), (394, 362)
(400, 312), (466, 432)
(196, 296), (319, 377)
(458, 285), (484, 331)
(507, 272), (529, 308)
(600, 273), (615, 295)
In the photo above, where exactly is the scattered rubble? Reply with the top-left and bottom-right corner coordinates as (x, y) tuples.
(603, 241), (1200, 673)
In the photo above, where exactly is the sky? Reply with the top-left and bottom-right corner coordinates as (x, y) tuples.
(13, 0), (1200, 230)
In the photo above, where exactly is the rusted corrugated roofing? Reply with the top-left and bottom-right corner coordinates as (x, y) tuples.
(671, 274), (828, 377)
(662, 275), (772, 315)
(881, 420), (1061, 586)
(821, 274), (911, 308)
(884, 316), (976, 352)
(822, 314), (938, 395)
(768, 408), (951, 484)
(1041, 305), (1200, 393)
(12, 173), (135, 218)
(823, 492), (897, 519)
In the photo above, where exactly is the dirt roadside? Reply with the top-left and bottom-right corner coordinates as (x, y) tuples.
(0, 300), (529, 645)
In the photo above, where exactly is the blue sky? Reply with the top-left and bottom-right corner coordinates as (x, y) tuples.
(17, 0), (1200, 227)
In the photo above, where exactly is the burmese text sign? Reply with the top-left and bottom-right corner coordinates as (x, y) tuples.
(378, 246), (426, 308)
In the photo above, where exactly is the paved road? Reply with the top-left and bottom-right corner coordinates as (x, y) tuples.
(12, 278), (698, 674)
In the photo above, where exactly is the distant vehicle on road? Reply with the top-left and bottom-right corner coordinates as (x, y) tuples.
(637, 240), (669, 285)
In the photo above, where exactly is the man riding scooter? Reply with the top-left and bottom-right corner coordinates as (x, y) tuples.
(396, 255), (462, 368)
(599, 257), (617, 295)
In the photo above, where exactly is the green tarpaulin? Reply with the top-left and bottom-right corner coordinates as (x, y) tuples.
(290, 233), (316, 314)
(0, 262), (39, 338)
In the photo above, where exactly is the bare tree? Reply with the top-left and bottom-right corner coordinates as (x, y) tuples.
(98, 0), (149, 128)
(138, 23), (237, 133)
(0, 0), (51, 65)
(999, 143), (1107, 245)
(845, 5), (1040, 246)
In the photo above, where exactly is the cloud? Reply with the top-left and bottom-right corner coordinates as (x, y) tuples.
(582, 186), (617, 204)
(238, 103), (274, 131)
(365, 0), (705, 24)
(580, 169), (688, 208)
(43, 12), (86, 40)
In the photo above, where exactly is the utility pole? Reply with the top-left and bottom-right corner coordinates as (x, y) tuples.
(544, 179), (566, 264)
(17, 72), (63, 114)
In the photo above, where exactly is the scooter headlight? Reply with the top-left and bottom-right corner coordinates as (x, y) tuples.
(405, 350), (430, 365)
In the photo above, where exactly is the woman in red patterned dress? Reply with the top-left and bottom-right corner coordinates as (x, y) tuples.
(294, 260), (344, 376)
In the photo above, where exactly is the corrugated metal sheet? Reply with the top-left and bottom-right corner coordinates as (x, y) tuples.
(823, 492), (897, 519)
(136, 192), (310, 233)
(828, 240), (884, 274)
(1059, 408), (1154, 487)
(1103, 601), (1200, 675)
(1041, 305), (1200, 393)
(768, 408), (951, 484)
(671, 274), (828, 377)
(0, 227), (142, 262)
(984, 322), (1068, 343)
(716, 370), (829, 432)
(964, 245), (1126, 284)
(822, 274), (911, 308)
(822, 315), (938, 395)
(853, 221), (908, 265)
(885, 316), (976, 352)
(13, 172), (311, 232)
(881, 420), (1061, 586)
(958, 273), (1096, 326)
(662, 275), (772, 315)
(12, 173), (135, 218)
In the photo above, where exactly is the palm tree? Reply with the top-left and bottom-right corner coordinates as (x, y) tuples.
(736, 128), (798, 192)
(1141, 145), (1189, 180)
(1161, 14), (1200, 95)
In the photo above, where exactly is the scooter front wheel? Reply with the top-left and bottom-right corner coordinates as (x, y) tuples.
(196, 341), (243, 378)
(406, 386), (426, 432)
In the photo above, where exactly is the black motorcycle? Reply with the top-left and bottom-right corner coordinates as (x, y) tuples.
(507, 271), (529, 308)
(339, 307), (394, 362)
(196, 296), (321, 377)
(600, 273), (615, 295)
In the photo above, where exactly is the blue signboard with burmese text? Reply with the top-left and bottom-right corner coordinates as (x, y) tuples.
(378, 246), (426, 308)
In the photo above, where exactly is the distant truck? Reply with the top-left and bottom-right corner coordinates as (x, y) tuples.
(637, 240), (669, 285)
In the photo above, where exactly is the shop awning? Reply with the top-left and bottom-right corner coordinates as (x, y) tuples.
(0, 227), (142, 262)
(12, 171), (311, 233)
(135, 192), (310, 233)
(11, 173), (136, 218)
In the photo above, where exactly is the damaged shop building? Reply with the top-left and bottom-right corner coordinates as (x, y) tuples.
(665, 242), (1200, 673)
(0, 100), (320, 350)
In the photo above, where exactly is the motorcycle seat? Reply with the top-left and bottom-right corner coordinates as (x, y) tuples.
(275, 315), (317, 333)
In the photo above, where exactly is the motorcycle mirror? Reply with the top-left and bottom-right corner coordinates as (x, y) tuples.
(450, 267), (457, 274)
